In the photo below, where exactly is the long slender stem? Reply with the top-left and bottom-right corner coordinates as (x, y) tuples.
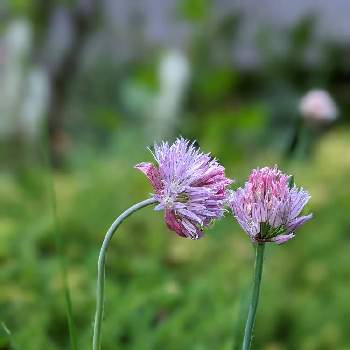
(242, 243), (265, 350)
(92, 197), (157, 350)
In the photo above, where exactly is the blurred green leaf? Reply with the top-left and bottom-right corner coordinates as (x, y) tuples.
(179, 0), (211, 21)
(194, 68), (237, 104)
(0, 322), (11, 348)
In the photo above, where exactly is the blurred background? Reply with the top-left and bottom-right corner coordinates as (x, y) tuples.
(1, 0), (350, 349)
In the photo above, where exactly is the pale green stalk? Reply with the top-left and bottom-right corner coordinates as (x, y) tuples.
(242, 243), (265, 350)
(92, 197), (157, 350)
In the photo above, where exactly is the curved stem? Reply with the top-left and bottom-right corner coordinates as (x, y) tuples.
(242, 243), (265, 350)
(92, 197), (157, 350)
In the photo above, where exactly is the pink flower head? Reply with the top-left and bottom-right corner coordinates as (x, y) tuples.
(299, 89), (338, 123)
(135, 138), (233, 240)
(229, 166), (312, 244)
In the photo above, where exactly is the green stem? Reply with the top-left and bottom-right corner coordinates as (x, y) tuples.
(92, 197), (157, 350)
(242, 243), (265, 350)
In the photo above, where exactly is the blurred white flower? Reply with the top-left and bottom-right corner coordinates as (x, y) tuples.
(0, 19), (50, 142)
(0, 20), (32, 137)
(19, 67), (50, 141)
(299, 89), (338, 123)
(158, 50), (190, 94)
(152, 49), (190, 138)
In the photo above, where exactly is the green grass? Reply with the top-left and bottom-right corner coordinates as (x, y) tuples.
(1, 128), (350, 349)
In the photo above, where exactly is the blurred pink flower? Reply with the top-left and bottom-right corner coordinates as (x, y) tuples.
(299, 89), (338, 122)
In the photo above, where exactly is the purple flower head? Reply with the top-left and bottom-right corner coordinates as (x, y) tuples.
(229, 166), (312, 245)
(135, 138), (233, 240)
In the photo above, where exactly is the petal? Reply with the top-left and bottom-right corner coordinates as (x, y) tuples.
(287, 214), (313, 233)
(177, 208), (202, 224)
(164, 210), (186, 237)
(272, 233), (295, 244)
(288, 188), (311, 220)
(135, 162), (163, 193)
(154, 203), (165, 211)
(181, 218), (203, 240)
(192, 168), (224, 186)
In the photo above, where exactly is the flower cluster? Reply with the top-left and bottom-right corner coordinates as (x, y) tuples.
(229, 167), (312, 244)
(136, 138), (312, 243)
(135, 138), (232, 239)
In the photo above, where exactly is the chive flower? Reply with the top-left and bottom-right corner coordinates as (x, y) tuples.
(135, 138), (232, 239)
(299, 89), (338, 123)
(229, 166), (312, 244)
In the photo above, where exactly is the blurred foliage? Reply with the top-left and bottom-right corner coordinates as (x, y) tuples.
(1, 0), (350, 349)
(2, 129), (350, 349)
(179, 0), (211, 22)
